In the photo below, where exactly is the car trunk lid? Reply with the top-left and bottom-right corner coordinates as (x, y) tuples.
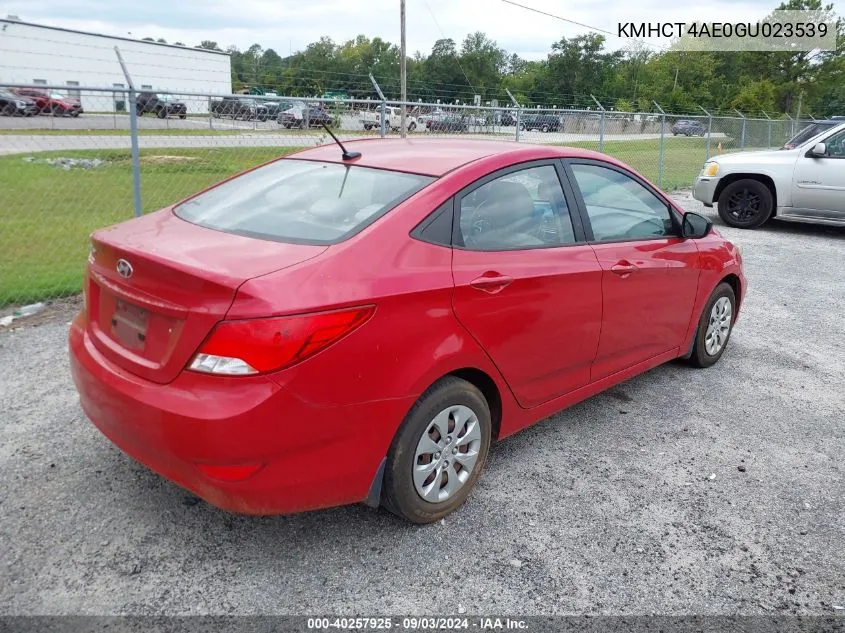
(85, 209), (327, 384)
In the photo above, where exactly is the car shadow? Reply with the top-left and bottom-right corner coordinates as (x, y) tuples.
(709, 213), (845, 239)
(762, 218), (845, 238)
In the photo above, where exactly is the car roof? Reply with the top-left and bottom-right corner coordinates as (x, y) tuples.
(286, 138), (603, 177)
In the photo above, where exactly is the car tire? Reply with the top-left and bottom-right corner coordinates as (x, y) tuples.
(1, 104), (13, 116)
(157, 108), (166, 119)
(363, 124), (373, 130)
(541, 124), (550, 132)
(687, 282), (737, 368)
(70, 111), (80, 117)
(178, 113), (186, 119)
(51, 105), (63, 117)
(519, 123), (525, 131)
(717, 178), (773, 229)
(381, 376), (492, 524)
(408, 122), (416, 132)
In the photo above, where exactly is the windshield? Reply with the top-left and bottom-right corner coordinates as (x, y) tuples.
(781, 122), (839, 149)
(49, 93), (68, 99)
(157, 94), (177, 101)
(174, 159), (434, 244)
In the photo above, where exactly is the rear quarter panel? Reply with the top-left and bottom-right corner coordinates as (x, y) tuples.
(228, 234), (518, 462)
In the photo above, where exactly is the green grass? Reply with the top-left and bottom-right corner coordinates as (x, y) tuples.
(0, 128), (242, 136)
(560, 136), (739, 191)
(0, 135), (758, 307)
(0, 147), (299, 306)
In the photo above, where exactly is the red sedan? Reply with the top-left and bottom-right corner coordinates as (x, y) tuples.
(69, 138), (746, 524)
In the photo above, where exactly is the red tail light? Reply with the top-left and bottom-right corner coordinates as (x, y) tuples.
(188, 306), (375, 376)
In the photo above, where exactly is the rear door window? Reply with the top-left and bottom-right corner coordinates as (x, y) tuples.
(174, 159), (434, 244)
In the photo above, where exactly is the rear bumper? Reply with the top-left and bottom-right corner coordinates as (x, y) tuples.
(68, 312), (410, 515)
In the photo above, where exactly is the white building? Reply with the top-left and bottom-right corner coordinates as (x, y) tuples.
(0, 17), (232, 114)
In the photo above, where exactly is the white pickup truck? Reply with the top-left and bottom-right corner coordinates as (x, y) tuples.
(360, 106), (418, 132)
(693, 120), (845, 229)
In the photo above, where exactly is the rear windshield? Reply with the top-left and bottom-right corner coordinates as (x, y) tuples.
(174, 159), (434, 244)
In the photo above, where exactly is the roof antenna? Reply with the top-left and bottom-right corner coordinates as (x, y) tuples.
(320, 121), (361, 160)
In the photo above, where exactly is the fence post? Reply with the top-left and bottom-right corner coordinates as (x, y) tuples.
(653, 101), (666, 189)
(761, 110), (772, 148)
(698, 105), (713, 159)
(784, 113), (793, 138)
(591, 94), (605, 152)
(114, 47), (142, 219)
(369, 73), (387, 138)
(209, 96), (213, 129)
(505, 89), (521, 142)
(734, 109), (747, 150)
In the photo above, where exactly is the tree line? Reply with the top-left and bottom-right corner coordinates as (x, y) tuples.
(166, 0), (843, 116)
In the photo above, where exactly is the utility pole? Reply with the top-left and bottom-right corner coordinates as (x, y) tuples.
(796, 89), (804, 122)
(399, 0), (407, 138)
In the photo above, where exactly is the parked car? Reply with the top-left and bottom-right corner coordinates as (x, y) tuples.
(360, 106), (418, 132)
(519, 113), (561, 132)
(69, 138), (746, 524)
(499, 110), (517, 126)
(136, 92), (187, 119)
(416, 108), (449, 128)
(426, 114), (469, 133)
(671, 120), (706, 136)
(693, 121), (845, 228)
(0, 89), (39, 116)
(12, 88), (83, 116)
(780, 117), (844, 149)
(210, 96), (269, 121)
(277, 106), (333, 129)
(259, 99), (292, 118)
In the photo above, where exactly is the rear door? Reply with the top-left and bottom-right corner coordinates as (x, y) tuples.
(451, 161), (603, 408)
(564, 159), (700, 382)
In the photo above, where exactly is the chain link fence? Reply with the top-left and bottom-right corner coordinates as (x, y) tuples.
(0, 82), (815, 308)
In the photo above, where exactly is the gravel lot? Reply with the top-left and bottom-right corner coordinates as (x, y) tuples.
(1, 193), (843, 616)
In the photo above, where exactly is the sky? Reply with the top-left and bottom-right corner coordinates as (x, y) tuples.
(1, 0), (842, 59)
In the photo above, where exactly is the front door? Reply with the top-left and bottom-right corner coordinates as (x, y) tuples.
(792, 127), (845, 219)
(566, 160), (701, 382)
(451, 162), (603, 409)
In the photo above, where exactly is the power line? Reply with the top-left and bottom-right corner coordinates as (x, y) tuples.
(420, 0), (479, 93)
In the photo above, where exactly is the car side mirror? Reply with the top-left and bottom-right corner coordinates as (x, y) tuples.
(809, 142), (827, 157)
(682, 212), (712, 239)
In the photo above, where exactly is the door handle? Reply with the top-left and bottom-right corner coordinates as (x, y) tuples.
(470, 273), (514, 294)
(610, 261), (638, 277)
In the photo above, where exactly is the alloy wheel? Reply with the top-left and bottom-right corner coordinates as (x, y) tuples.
(413, 405), (482, 503)
(705, 297), (732, 356)
(726, 188), (762, 222)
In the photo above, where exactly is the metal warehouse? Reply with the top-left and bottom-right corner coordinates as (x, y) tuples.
(0, 17), (232, 114)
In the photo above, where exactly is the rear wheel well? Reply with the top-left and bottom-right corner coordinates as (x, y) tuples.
(448, 368), (502, 441)
(713, 174), (777, 215)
